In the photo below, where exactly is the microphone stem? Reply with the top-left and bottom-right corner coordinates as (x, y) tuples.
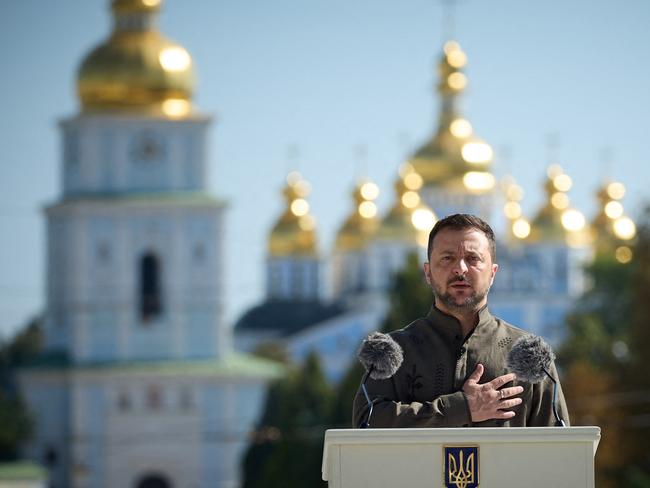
(359, 367), (374, 429)
(542, 367), (566, 427)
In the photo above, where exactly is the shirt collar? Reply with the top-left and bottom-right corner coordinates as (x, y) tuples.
(426, 303), (493, 340)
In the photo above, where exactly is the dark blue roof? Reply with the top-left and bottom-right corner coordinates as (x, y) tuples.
(234, 299), (346, 337)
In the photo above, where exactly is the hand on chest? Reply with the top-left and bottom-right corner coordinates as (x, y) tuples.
(395, 337), (511, 403)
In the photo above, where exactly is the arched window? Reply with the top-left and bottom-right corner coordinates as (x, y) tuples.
(135, 473), (171, 488)
(140, 252), (162, 322)
(146, 384), (163, 411)
(117, 389), (131, 412)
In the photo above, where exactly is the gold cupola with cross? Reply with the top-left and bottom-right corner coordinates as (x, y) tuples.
(528, 165), (590, 246)
(591, 180), (636, 262)
(377, 164), (437, 248)
(501, 176), (532, 242)
(335, 181), (380, 252)
(268, 172), (317, 258)
(408, 41), (495, 193)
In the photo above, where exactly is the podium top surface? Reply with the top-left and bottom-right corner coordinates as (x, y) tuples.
(322, 427), (601, 484)
(324, 426), (600, 446)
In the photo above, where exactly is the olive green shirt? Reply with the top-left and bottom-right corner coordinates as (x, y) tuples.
(353, 306), (570, 428)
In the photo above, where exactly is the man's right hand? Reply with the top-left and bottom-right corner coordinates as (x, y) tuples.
(462, 363), (524, 423)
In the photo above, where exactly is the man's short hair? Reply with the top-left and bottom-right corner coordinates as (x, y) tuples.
(427, 213), (496, 261)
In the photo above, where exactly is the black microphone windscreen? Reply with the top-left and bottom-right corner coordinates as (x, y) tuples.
(357, 332), (404, 380)
(507, 334), (555, 383)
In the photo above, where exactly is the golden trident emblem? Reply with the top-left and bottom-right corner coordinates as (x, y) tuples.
(444, 446), (479, 488)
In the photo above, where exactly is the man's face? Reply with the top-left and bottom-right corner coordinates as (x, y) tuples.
(423, 227), (498, 314)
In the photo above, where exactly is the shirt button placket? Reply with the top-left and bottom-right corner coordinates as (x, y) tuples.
(453, 338), (467, 390)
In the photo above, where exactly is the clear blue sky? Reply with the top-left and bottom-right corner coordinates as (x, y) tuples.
(1, 0), (649, 337)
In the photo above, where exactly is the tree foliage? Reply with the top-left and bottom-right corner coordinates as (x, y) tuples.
(242, 351), (332, 488)
(559, 206), (650, 487)
(0, 316), (42, 460)
(0, 393), (33, 460)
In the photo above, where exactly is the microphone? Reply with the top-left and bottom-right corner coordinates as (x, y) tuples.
(507, 335), (566, 427)
(356, 332), (404, 428)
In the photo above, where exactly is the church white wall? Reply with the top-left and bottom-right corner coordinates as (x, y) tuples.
(265, 256), (321, 301)
(17, 371), (70, 488)
(489, 294), (572, 346)
(330, 250), (372, 300)
(489, 240), (589, 345)
(104, 391), (202, 488)
(70, 378), (108, 488)
(60, 114), (211, 195)
(18, 369), (272, 488)
(45, 216), (74, 352)
(331, 238), (426, 304)
(367, 239), (425, 292)
(200, 381), (268, 487)
(44, 200), (226, 363)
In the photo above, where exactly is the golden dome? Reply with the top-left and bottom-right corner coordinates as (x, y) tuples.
(77, 0), (195, 116)
(268, 172), (318, 258)
(528, 166), (590, 246)
(591, 181), (636, 259)
(335, 181), (380, 252)
(377, 168), (436, 247)
(501, 176), (531, 241)
(409, 41), (494, 191)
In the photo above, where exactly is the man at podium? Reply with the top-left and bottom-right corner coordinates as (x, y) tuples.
(353, 213), (570, 428)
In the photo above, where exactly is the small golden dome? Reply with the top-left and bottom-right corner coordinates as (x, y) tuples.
(77, 0), (195, 115)
(269, 172), (318, 258)
(501, 177), (531, 241)
(591, 180), (636, 258)
(529, 166), (590, 246)
(377, 169), (436, 247)
(409, 40), (494, 190)
(335, 181), (380, 252)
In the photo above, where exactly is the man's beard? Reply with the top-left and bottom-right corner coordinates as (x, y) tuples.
(432, 276), (489, 312)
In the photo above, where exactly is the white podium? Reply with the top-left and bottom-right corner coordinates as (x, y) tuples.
(322, 427), (600, 488)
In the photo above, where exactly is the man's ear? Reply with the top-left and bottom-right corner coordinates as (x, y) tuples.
(423, 262), (431, 285)
(490, 263), (499, 286)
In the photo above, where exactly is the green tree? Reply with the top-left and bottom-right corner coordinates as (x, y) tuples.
(0, 316), (42, 460)
(558, 206), (650, 487)
(621, 206), (650, 485)
(0, 393), (32, 460)
(242, 351), (333, 488)
(329, 358), (363, 428)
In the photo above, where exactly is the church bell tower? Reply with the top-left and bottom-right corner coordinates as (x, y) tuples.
(45, 0), (228, 362)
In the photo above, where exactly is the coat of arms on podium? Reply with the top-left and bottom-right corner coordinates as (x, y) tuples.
(444, 445), (479, 488)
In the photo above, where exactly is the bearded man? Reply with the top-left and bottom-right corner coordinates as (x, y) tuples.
(352, 213), (570, 427)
